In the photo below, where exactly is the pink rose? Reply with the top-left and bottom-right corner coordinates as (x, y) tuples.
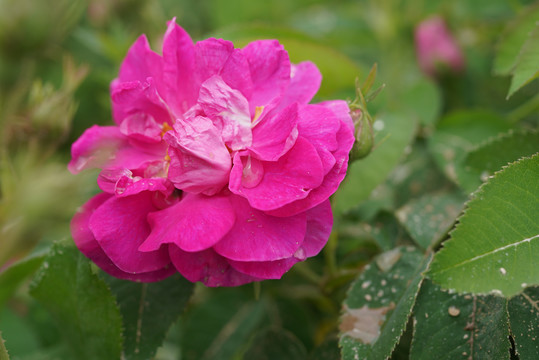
(415, 16), (465, 77)
(69, 19), (355, 286)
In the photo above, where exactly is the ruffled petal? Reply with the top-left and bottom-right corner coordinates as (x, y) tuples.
(213, 195), (307, 261)
(117, 35), (162, 83)
(220, 48), (254, 99)
(140, 193), (235, 252)
(198, 75), (252, 150)
(248, 103), (299, 161)
(227, 257), (298, 280)
(267, 101), (354, 217)
(242, 40), (291, 114)
(169, 246), (259, 287)
(88, 192), (171, 274)
(194, 38), (234, 84)
(71, 193), (174, 282)
(68, 125), (125, 173)
(276, 61), (322, 110)
(160, 20), (197, 116)
(230, 136), (324, 211)
(165, 116), (232, 195)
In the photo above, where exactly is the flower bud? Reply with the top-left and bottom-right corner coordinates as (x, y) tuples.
(414, 16), (465, 77)
(350, 108), (374, 160)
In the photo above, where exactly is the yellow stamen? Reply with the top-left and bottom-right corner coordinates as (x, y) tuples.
(161, 122), (173, 137)
(252, 106), (265, 124)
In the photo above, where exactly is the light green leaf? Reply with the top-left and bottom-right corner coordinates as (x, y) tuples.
(29, 242), (123, 360)
(493, 2), (539, 76)
(508, 24), (539, 98)
(0, 332), (9, 360)
(0, 253), (44, 309)
(243, 328), (308, 360)
(428, 110), (512, 188)
(333, 112), (417, 215)
(460, 129), (539, 193)
(396, 192), (467, 250)
(428, 153), (539, 297)
(507, 286), (539, 358)
(340, 247), (430, 360)
(400, 77), (441, 126)
(105, 274), (194, 360)
(410, 280), (510, 360)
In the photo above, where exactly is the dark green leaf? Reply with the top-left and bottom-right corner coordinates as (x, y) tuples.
(0, 254), (44, 308)
(29, 242), (123, 360)
(507, 286), (539, 358)
(428, 110), (512, 189)
(0, 332), (9, 360)
(460, 129), (539, 193)
(428, 154), (539, 297)
(340, 247), (430, 360)
(105, 274), (194, 360)
(334, 112), (418, 215)
(0, 308), (41, 357)
(180, 288), (267, 360)
(243, 328), (308, 360)
(310, 337), (340, 360)
(411, 280), (510, 359)
(396, 192), (467, 250)
(508, 24), (539, 97)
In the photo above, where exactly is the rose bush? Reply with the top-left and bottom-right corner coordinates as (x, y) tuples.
(69, 19), (354, 286)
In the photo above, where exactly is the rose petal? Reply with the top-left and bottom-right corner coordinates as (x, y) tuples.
(117, 35), (162, 83)
(194, 38), (234, 84)
(198, 75), (252, 150)
(169, 246), (259, 287)
(230, 136), (324, 211)
(71, 193), (174, 282)
(248, 103), (299, 161)
(276, 61), (322, 110)
(140, 193), (235, 252)
(88, 192), (170, 273)
(227, 257), (298, 280)
(242, 40), (291, 114)
(213, 195), (307, 261)
(220, 48), (254, 99)
(165, 116), (232, 195)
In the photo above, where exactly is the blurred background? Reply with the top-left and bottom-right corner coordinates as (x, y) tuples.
(1, 0), (537, 359)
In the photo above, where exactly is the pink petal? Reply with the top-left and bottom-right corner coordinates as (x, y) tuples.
(276, 61), (322, 110)
(140, 193), (235, 252)
(117, 35), (162, 83)
(301, 199), (333, 257)
(249, 103), (299, 161)
(68, 125), (125, 174)
(119, 112), (163, 144)
(198, 75), (252, 150)
(169, 246), (259, 287)
(194, 38), (235, 84)
(111, 79), (173, 126)
(213, 195), (307, 261)
(88, 192), (171, 274)
(161, 20), (197, 116)
(71, 193), (174, 282)
(242, 40), (291, 114)
(268, 101), (354, 217)
(113, 176), (174, 197)
(230, 136), (324, 211)
(227, 257), (298, 280)
(165, 116), (232, 195)
(220, 48), (254, 99)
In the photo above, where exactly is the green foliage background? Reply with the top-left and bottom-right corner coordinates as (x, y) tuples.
(0, 0), (537, 359)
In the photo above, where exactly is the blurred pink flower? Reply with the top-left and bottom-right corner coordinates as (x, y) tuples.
(415, 16), (465, 77)
(69, 19), (354, 286)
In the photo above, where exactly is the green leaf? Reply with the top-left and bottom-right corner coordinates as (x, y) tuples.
(29, 242), (123, 360)
(493, 2), (539, 76)
(508, 24), (539, 98)
(428, 110), (512, 188)
(507, 286), (539, 358)
(310, 337), (340, 360)
(0, 332), (9, 360)
(180, 288), (267, 360)
(460, 129), (539, 193)
(340, 247), (430, 360)
(333, 112), (417, 215)
(105, 274), (194, 360)
(400, 77), (441, 126)
(428, 153), (539, 297)
(396, 192), (467, 250)
(0, 254), (44, 308)
(213, 25), (363, 97)
(243, 328), (308, 360)
(410, 280), (510, 359)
